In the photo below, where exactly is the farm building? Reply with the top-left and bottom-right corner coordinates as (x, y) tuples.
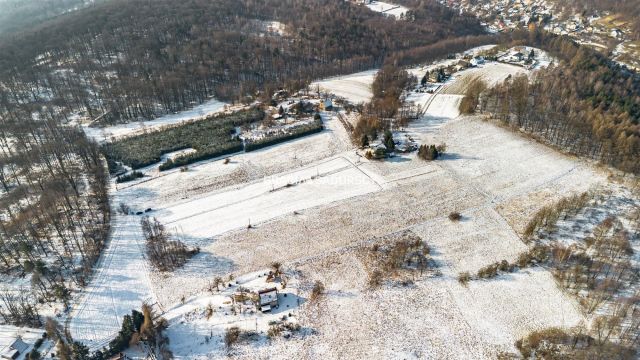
(258, 288), (279, 312)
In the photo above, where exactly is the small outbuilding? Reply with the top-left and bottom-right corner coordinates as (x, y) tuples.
(320, 99), (333, 111)
(258, 287), (279, 312)
(470, 56), (485, 67)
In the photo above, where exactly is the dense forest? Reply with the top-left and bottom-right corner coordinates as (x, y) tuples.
(0, 0), (485, 126)
(480, 31), (640, 174)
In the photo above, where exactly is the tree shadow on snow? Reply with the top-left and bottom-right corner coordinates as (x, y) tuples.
(439, 152), (481, 161)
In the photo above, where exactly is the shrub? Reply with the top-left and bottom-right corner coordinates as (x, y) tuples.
(224, 326), (241, 348)
(310, 281), (325, 302)
(368, 270), (384, 288)
(267, 325), (282, 338)
(418, 144), (439, 160)
(458, 272), (471, 286)
(448, 212), (462, 221)
(116, 171), (144, 183)
(27, 350), (41, 360)
(477, 263), (499, 279)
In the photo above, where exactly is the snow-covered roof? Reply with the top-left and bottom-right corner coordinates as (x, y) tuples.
(9, 339), (28, 353)
(0, 338), (28, 360)
(258, 288), (278, 305)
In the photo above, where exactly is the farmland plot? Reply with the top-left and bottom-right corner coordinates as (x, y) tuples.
(67, 51), (634, 359)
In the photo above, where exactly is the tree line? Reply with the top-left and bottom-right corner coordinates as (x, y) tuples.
(0, 111), (110, 322)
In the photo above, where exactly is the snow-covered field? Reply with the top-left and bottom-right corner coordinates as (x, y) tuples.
(439, 62), (527, 95)
(365, 1), (409, 19)
(68, 205), (155, 350)
(310, 70), (377, 104)
(82, 98), (228, 142)
(65, 50), (632, 358)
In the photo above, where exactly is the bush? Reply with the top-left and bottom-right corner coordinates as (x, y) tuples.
(448, 212), (462, 221)
(368, 270), (384, 288)
(27, 350), (40, 360)
(224, 326), (241, 348)
(458, 272), (471, 286)
(310, 281), (325, 302)
(116, 171), (144, 183)
(477, 263), (499, 279)
(418, 144), (439, 160)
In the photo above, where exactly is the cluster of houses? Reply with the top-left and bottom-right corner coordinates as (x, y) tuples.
(419, 55), (485, 88)
(439, 0), (628, 45)
(497, 47), (538, 67)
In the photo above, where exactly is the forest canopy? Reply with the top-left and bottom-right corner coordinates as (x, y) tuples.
(0, 0), (485, 125)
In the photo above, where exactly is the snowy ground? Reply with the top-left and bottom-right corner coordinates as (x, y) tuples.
(365, 1), (409, 19)
(82, 98), (228, 143)
(68, 196), (156, 350)
(163, 270), (304, 359)
(310, 70), (377, 104)
(66, 49), (632, 358)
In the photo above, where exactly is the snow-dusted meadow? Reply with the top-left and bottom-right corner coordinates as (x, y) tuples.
(365, 1), (409, 19)
(65, 49), (633, 358)
(310, 69), (377, 104)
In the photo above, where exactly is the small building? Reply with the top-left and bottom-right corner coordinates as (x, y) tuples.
(470, 56), (485, 67)
(510, 52), (525, 62)
(258, 287), (279, 312)
(0, 338), (29, 360)
(320, 99), (333, 111)
(611, 28), (624, 39)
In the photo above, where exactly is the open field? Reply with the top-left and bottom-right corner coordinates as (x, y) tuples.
(310, 70), (377, 104)
(365, 1), (408, 19)
(64, 52), (635, 358)
(439, 62), (526, 95)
